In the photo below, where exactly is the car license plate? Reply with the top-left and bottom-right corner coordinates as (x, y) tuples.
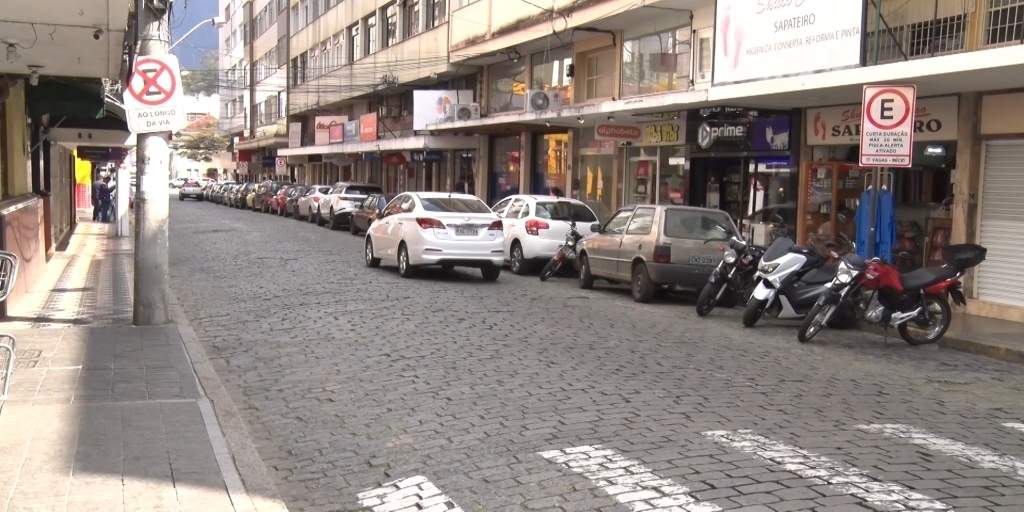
(689, 254), (718, 265)
(455, 227), (478, 236)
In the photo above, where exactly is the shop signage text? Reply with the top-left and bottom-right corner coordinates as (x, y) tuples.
(383, 153), (407, 166)
(344, 120), (359, 142)
(411, 150), (444, 162)
(713, 0), (864, 84)
(359, 113), (378, 142)
(261, 156), (275, 167)
(642, 120), (684, 145)
(314, 116), (348, 146)
(697, 122), (746, 149)
(328, 125), (344, 144)
(595, 123), (642, 141)
(807, 95), (957, 145)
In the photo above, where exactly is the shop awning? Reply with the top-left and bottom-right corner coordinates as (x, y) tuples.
(278, 135), (480, 157)
(236, 136), (289, 151)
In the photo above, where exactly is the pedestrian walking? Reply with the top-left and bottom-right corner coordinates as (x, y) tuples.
(92, 176), (106, 221)
(98, 177), (113, 222)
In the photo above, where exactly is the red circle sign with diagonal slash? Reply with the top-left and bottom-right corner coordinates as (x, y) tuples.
(129, 57), (178, 107)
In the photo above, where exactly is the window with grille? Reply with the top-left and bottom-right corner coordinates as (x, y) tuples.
(985, 0), (1024, 46)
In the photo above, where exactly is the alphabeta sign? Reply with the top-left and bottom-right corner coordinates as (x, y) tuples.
(594, 123), (642, 141)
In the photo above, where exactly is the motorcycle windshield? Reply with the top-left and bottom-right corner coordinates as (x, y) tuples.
(761, 237), (795, 263)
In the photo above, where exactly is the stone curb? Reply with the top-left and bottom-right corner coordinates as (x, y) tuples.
(170, 291), (290, 512)
(857, 322), (1024, 365)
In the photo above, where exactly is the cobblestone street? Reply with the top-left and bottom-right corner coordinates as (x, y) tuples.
(169, 200), (1024, 512)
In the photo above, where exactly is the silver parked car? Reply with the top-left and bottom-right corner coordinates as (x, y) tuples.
(577, 204), (739, 303)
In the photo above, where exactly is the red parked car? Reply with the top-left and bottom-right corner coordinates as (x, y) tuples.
(270, 186), (292, 215)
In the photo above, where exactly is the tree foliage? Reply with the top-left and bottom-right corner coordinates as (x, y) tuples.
(177, 125), (229, 162)
(182, 53), (219, 96)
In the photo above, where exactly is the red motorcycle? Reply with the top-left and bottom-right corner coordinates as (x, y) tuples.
(797, 244), (987, 345)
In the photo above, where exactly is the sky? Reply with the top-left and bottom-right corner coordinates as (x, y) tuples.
(169, 0), (219, 71)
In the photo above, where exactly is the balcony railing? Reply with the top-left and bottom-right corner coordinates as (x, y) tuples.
(863, 0), (973, 65)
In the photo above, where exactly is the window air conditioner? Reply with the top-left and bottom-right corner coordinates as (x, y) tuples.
(444, 103), (481, 121)
(525, 89), (562, 113)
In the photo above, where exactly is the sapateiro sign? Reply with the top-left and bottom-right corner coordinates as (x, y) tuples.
(859, 85), (917, 167)
(713, 0), (864, 85)
(806, 96), (958, 145)
(124, 54), (187, 133)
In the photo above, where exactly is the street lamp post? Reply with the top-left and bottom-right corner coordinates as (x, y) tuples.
(169, 16), (227, 51)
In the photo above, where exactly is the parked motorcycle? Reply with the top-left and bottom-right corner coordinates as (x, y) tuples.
(539, 221), (584, 281)
(742, 236), (854, 328)
(696, 236), (764, 316)
(797, 244), (987, 345)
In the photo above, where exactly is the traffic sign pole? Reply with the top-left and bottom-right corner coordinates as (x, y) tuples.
(133, 0), (173, 326)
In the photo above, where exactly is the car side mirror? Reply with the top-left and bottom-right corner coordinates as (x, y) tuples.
(590, 223), (602, 233)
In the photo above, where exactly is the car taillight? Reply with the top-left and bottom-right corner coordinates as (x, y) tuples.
(416, 217), (446, 229)
(312, 197), (320, 202)
(653, 245), (672, 264)
(488, 220), (502, 231)
(525, 219), (549, 235)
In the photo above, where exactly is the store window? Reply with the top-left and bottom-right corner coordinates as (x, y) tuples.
(487, 60), (526, 115)
(531, 47), (572, 103)
(576, 129), (616, 222)
(621, 25), (691, 98)
(583, 50), (615, 101)
(533, 133), (568, 196)
(490, 136), (521, 202)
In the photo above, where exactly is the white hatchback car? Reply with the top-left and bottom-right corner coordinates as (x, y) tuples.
(296, 184), (333, 222)
(490, 195), (599, 275)
(364, 192), (504, 280)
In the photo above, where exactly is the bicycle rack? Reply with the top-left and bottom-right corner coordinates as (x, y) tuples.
(0, 250), (20, 401)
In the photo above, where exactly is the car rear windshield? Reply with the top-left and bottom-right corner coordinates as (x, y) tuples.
(343, 186), (383, 196)
(419, 197), (491, 213)
(535, 202), (597, 222)
(184, 181), (201, 187)
(317, 186), (332, 194)
(662, 210), (735, 240)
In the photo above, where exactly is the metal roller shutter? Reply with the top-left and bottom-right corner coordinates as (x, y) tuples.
(978, 140), (1024, 307)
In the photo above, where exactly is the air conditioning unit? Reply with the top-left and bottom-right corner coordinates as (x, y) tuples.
(444, 103), (481, 121)
(526, 89), (562, 113)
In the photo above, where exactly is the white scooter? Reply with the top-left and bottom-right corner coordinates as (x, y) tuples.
(742, 236), (850, 328)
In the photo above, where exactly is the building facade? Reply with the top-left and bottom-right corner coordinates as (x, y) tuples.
(219, 0), (1024, 323)
(1, 0), (134, 315)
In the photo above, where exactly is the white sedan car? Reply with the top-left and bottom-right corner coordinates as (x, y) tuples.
(364, 192), (504, 280)
(490, 195), (599, 275)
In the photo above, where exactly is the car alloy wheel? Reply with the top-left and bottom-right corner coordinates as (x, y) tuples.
(365, 239), (380, 268)
(510, 243), (527, 275)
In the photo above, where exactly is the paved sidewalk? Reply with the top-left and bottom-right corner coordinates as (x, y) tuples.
(0, 218), (283, 512)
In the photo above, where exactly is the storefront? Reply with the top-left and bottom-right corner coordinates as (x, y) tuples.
(489, 136), (521, 202)
(686, 108), (797, 243)
(533, 133), (569, 196)
(575, 127), (619, 222)
(619, 115), (686, 209)
(802, 96), (958, 271)
(976, 92), (1024, 313)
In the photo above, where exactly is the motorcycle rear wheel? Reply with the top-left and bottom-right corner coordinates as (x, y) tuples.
(539, 259), (560, 281)
(898, 294), (952, 345)
(696, 282), (720, 317)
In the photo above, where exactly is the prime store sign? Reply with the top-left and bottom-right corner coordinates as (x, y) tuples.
(805, 95), (958, 145)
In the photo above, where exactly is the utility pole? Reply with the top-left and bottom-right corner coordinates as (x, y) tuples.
(133, 0), (172, 326)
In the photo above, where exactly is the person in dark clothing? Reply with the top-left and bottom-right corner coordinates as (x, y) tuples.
(92, 177), (106, 221)
(98, 177), (113, 222)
